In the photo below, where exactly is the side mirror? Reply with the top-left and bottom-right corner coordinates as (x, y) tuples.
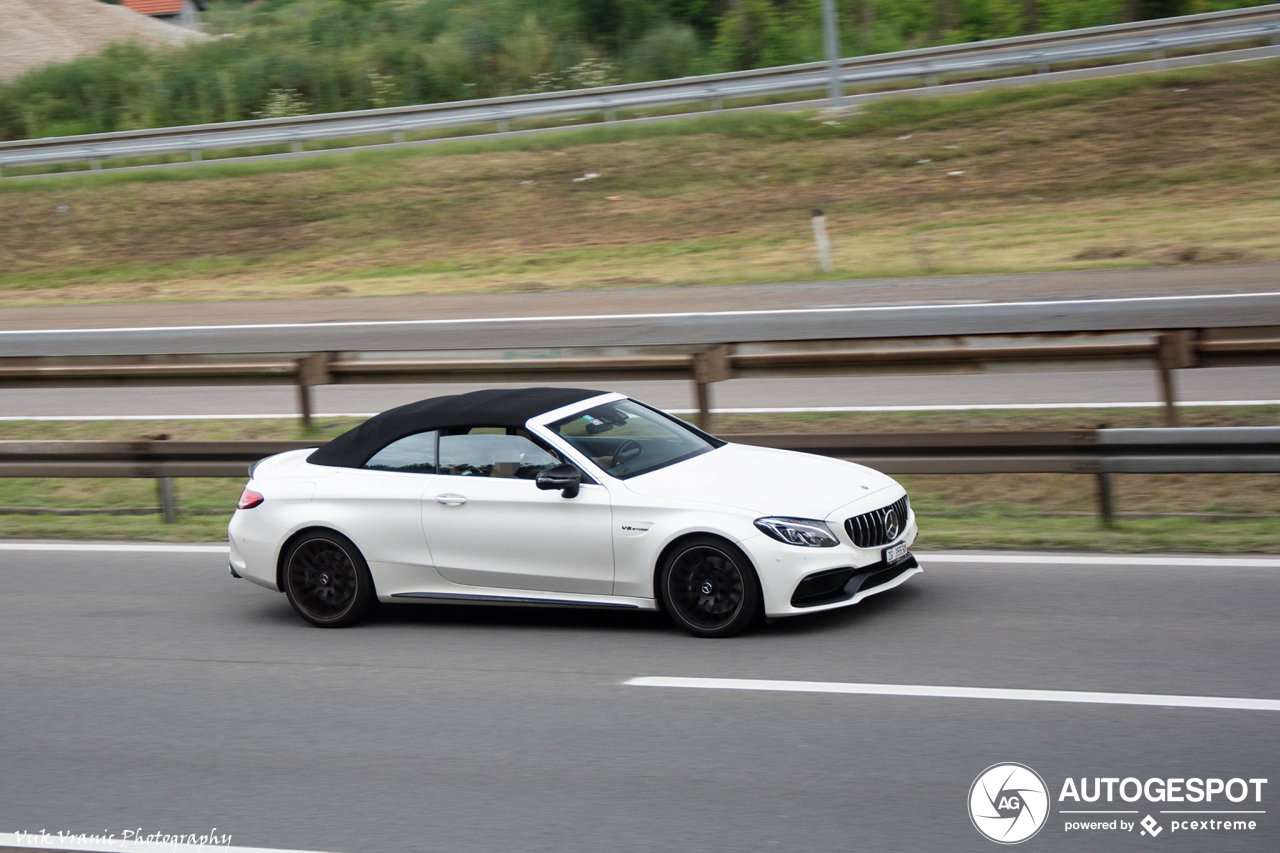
(536, 464), (581, 498)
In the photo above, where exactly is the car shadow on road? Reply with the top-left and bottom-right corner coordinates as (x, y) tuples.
(340, 582), (927, 637)
(244, 578), (927, 637)
(362, 600), (670, 634)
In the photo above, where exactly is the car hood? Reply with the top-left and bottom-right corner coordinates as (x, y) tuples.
(620, 443), (899, 517)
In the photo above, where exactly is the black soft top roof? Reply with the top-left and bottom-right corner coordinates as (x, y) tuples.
(307, 387), (606, 468)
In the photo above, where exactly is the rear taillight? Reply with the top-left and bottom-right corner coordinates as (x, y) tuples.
(237, 489), (264, 510)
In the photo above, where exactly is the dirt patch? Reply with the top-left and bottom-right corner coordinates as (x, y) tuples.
(1149, 245), (1266, 265)
(0, 0), (208, 81)
(1073, 246), (1132, 260)
(1075, 244), (1266, 264)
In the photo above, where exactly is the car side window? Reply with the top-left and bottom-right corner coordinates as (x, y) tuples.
(362, 430), (438, 474)
(438, 428), (562, 479)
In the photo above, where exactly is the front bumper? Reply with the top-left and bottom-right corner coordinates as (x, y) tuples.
(746, 514), (919, 617)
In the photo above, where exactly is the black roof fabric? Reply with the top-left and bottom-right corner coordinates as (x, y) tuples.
(307, 387), (605, 468)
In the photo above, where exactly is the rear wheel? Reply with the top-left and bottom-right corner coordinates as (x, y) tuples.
(660, 536), (761, 638)
(283, 531), (376, 628)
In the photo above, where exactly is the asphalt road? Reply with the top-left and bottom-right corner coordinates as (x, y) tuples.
(8, 266), (1280, 336)
(4, 292), (1280, 357)
(1, 547), (1276, 852)
(2, 366), (1279, 420)
(3, 269), (1279, 358)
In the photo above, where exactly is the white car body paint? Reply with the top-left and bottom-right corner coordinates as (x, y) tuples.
(228, 393), (920, 618)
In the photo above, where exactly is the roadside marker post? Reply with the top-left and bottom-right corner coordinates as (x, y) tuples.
(811, 207), (834, 273)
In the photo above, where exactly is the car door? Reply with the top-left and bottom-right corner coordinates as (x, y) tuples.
(421, 428), (615, 595)
(323, 430), (439, 572)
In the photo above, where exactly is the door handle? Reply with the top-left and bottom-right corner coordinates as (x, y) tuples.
(435, 494), (468, 505)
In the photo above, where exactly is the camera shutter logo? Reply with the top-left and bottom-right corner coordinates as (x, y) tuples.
(969, 763), (1051, 844)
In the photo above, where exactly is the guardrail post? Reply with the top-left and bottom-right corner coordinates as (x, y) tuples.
(1096, 471), (1115, 526)
(148, 434), (177, 523)
(190, 150), (202, 162)
(393, 132), (406, 144)
(604, 109), (618, 122)
(692, 346), (733, 432)
(497, 120), (509, 133)
(157, 476), (177, 524)
(821, 0), (844, 107)
(1157, 331), (1195, 427)
(90, 158), (101, 171)
(296, 353), (333, 428)
(1094, 424), (1114, 525)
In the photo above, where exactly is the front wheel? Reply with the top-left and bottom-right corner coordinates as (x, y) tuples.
(660, 536), (762, 638)
(283, 531), (377, 628)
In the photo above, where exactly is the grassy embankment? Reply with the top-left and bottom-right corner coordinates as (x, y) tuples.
(6, 0), (1224, 139)
(2, 407), (1278, 551)
(2, 60), (1279, 305)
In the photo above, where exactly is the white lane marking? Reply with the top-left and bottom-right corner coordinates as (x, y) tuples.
(0, 833), (337, 853)
(685, 400), (1280, 413)
(0, 413), (376, 422)
(920, 553), (1280, 568)
(0, 543), (228, 554)
(625, 676), (1280, 712)
(0, 543), (1274, 567)
(2, 400), (1278, 422)
(3, 291), (1278, 336)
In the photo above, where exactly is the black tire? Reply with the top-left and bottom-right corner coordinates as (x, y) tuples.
(659, 536), (762, 638)
(283, 531), (377, 628)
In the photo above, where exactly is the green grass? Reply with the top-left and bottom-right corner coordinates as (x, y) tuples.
(2, 59), (1273, 194)
(1, 408), (1276, 552)
(917, 514), (1280, 553)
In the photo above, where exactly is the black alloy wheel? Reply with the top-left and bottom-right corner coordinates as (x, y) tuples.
(283, 532), (376, 628)
(660, 536), (761, 638)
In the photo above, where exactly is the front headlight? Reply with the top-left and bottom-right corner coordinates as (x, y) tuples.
(754, 517), (840, 547)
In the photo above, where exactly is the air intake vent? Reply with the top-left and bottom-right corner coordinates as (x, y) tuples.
(844, 495), (909, 548)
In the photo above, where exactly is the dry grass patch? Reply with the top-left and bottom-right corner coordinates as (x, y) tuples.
(1, 62), (1278, 304)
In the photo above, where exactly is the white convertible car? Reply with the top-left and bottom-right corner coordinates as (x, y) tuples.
(229, 388), (919, 637)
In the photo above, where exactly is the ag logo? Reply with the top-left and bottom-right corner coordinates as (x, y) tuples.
(969, 763), (1050, 844)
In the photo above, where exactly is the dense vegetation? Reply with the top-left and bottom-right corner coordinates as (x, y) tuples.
(0, 0), (1268, 139)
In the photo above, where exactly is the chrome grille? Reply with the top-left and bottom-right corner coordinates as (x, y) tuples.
(844, 495), (909, 548)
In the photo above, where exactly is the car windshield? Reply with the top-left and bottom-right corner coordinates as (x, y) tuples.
(547, 399), (718, 479)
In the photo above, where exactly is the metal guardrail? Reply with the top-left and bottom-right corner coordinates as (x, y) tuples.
(3, 429), (1277, 477)
(732, 427), (1280, 474)
(1, 428), (1275, 522)
(2, 4), (1278, 172)
(3, 328), (1279, 428)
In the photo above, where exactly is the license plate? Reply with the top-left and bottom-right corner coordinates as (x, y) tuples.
(883, 541), (908, 564)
